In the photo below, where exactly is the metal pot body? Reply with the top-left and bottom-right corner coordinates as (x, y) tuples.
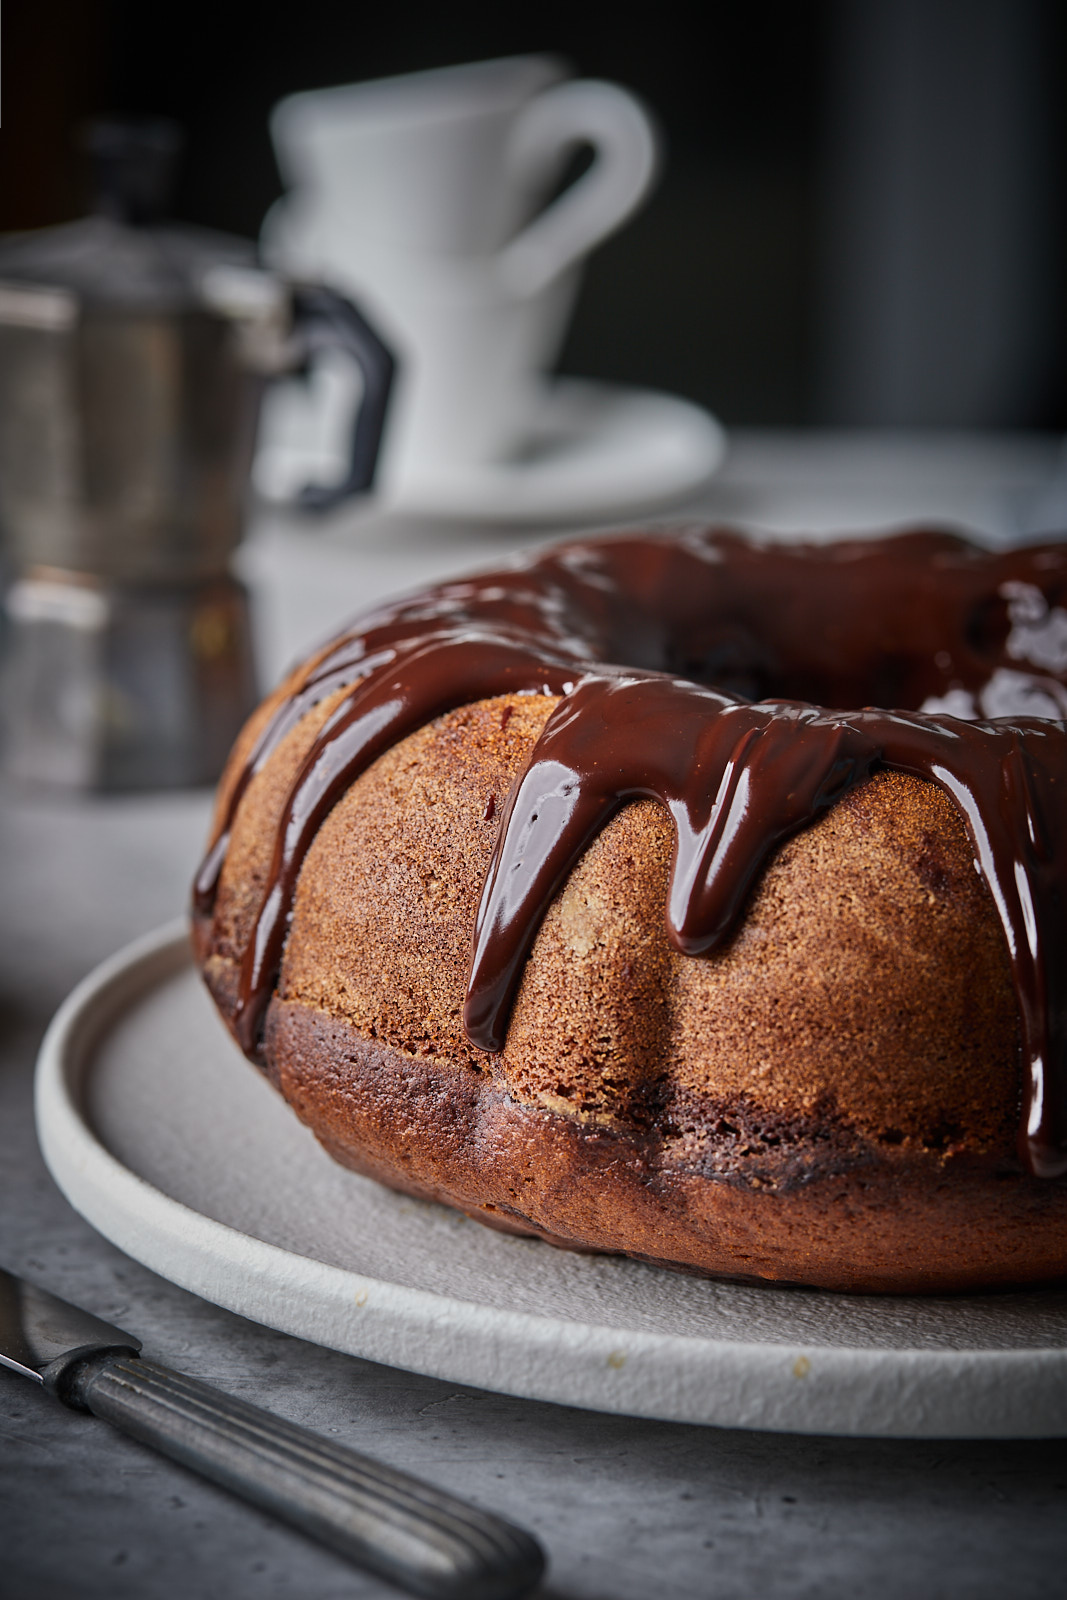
(0, 245), (394, 790)
(0, 570), (258, 790)
(0, 572), (259, 790)
(0, 283), (261, 584)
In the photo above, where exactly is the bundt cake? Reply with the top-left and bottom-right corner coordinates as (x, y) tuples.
(192, 528), (1067, 1293)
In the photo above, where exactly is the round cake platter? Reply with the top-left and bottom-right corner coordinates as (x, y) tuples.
(36, 920), (1067, 1440)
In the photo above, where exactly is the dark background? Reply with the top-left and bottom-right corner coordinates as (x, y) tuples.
(3, 0), (1065, 429)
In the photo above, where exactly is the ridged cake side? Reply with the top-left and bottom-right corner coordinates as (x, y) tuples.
(195, 691), (1067, 1293)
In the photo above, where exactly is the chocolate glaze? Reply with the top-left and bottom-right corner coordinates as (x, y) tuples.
(194, 528), (1067, 1178)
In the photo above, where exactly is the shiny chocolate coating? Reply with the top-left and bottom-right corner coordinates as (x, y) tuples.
(194, 528), (1067, 1178)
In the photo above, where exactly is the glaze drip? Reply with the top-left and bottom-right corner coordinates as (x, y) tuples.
(466, 687), (1067, 1177)
(228, 634), (578, 1053)
(195, 529), (1067, 1178)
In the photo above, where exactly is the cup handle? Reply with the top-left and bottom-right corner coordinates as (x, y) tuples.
(495, 79), (660, 298)
(287, 284), (397, 511)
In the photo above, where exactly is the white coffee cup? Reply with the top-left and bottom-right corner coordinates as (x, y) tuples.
(258, 56), (659, 498)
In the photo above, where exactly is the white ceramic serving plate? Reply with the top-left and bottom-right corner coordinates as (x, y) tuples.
(36, 921), (1067, 1439)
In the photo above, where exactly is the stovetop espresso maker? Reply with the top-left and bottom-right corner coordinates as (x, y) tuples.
(0, 121), (395, 788)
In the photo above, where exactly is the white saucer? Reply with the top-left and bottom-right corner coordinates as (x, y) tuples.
(36, 922), (1067, 1439)
(255, 378), (726, 523)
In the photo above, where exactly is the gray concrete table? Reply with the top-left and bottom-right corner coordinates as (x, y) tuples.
(3, 433), (1067, 1600)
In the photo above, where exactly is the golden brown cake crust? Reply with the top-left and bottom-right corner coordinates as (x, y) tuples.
(196, 691), (1067, 1294)
(265, 1001), (1067, 1294)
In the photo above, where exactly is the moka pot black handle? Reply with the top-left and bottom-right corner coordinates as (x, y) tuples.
(288, 283), (397, 511)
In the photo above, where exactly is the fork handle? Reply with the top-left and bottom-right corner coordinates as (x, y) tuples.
(48, 1349), (544, 1600)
